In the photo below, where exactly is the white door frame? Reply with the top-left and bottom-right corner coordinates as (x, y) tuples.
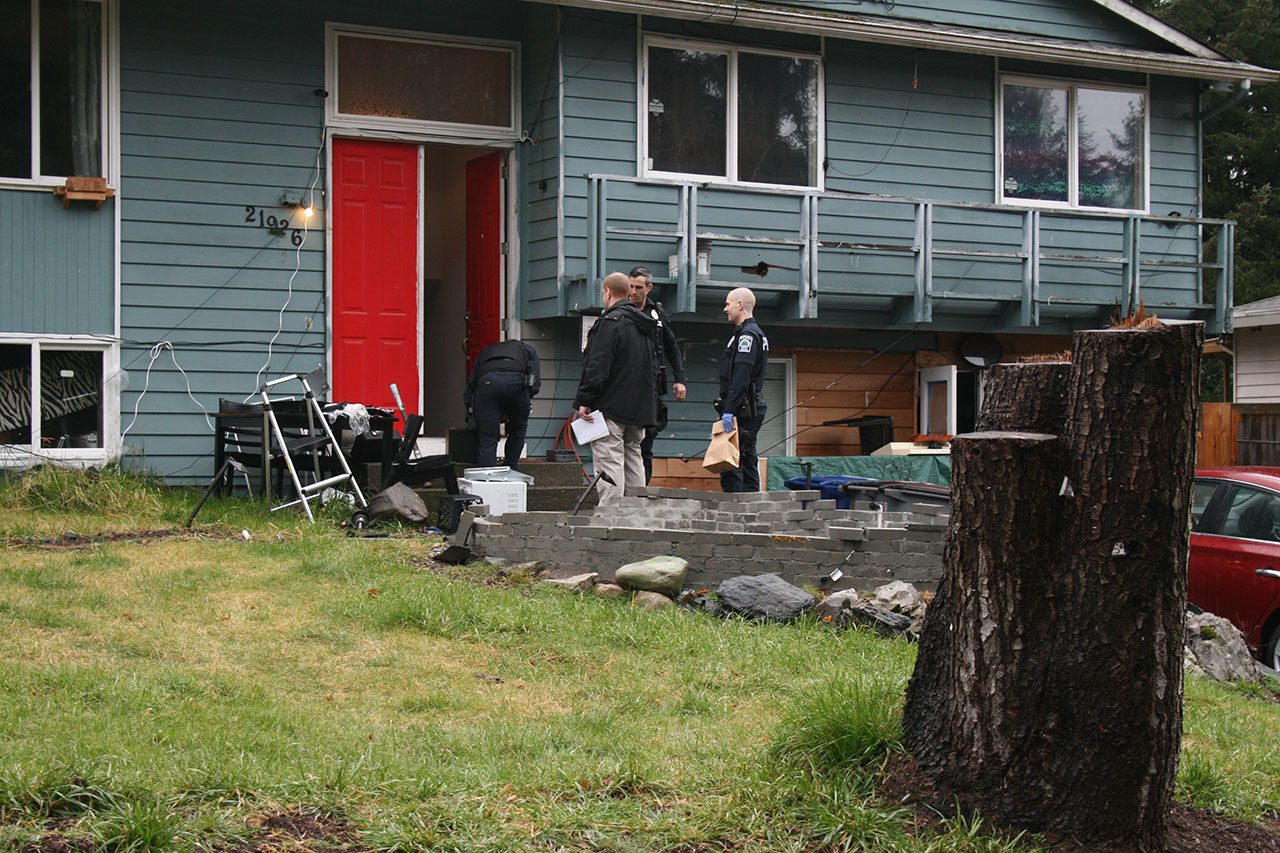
(918, 365), (958, 435)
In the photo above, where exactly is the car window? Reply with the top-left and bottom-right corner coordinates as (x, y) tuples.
(1219, 486), (1280, 542)
(1191, 480), (1221, 532)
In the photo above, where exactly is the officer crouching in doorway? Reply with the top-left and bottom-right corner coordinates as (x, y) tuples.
(627, 266), (687, 484)
(464, 339), (541, 469)
(717, 287), (768, 492)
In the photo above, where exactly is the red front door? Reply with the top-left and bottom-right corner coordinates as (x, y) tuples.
(331, 138), (420, 413)
(465, 152), (504, 372)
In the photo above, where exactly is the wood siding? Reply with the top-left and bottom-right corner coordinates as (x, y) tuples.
(1234, 326), (1280, 405)
(0, 191), (114, 336)
(116, 0), (538, 480)
(547, 19), (1205, 327)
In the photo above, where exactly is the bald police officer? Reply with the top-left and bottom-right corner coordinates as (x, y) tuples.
(718, 287), (768, 493)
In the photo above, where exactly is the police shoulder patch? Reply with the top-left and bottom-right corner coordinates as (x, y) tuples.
(737, 335), (753, 353)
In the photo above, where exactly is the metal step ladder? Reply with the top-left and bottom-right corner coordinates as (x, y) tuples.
(261, 371), (368, 522)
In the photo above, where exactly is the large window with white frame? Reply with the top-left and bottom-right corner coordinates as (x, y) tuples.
(0, 340), (114, 459)
(643, 38), (822, 188)
(0, 0), (108, 183)
(327, 25), (519, 138)
(1000, 76), (1147, 212)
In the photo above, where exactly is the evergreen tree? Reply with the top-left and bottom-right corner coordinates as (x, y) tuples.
(1133, 0), (1280, 306)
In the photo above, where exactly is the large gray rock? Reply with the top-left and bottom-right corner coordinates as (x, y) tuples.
(868, 581), (925, 618)
(848, 602), (915, 639)
(615, 556), (689, 597)
(718, 573), (815, 622)
(367, 482), (430, 523)
(1184, 611), (1259, 683)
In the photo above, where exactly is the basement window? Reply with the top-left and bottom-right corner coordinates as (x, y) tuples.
(1000, 77), (1147, 212)
(0, 342), (106, 453)
(0, 0), (106, 182)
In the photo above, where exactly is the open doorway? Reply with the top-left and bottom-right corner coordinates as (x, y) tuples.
(330, 139), (506, 435)
(422, 143), (505, 436)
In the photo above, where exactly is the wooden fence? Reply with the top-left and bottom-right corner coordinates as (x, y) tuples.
(1238, 409), (1280, 466)
(1197, 403), (1239, 469)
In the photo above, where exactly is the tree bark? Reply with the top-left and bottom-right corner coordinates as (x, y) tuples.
(903, 431), (1064, 804)
(975, 362), (1071, 433)
(902, 322), (1202, 850)
(1029, 322), (1202, 849)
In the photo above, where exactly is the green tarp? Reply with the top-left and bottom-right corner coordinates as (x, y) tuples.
(766, 455), (952, 491)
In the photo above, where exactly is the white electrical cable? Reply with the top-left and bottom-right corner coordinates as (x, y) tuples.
(122, 341), (214, 440)
(249, 135), (325, 398)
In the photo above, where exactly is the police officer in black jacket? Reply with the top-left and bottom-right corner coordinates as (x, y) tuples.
(718, 287), (768, 493)
(628, 266), (687, 484)
(464, 339), (541, 469)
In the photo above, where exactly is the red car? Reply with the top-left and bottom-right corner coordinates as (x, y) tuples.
(1191, 467), (1280, 672)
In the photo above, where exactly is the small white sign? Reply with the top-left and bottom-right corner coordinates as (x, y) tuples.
(571, 411), (609, 444)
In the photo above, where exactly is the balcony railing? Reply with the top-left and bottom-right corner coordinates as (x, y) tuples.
(582, 174), (1234, 332)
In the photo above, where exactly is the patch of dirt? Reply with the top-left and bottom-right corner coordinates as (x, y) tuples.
(21, 834), (94, 853)
(877, 753), (1280, 851)
(219, 806), (371, 852)
(5, 528), (207, 550)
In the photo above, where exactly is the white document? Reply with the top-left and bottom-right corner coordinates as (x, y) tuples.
(571, 411), (609, 444)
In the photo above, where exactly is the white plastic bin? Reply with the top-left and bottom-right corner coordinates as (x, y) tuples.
(458, 477), (527, 516)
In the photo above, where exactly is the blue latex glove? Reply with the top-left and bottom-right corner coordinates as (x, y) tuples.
(721, 413), (735, 433)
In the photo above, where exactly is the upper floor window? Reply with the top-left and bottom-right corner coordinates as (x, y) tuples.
(643, 38), (822, 188)
(1000, 77), (1147, 212)
(0, 0), (105, 182)
(327, 26), (518, 138)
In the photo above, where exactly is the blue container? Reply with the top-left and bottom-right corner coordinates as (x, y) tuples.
(783, 475), (878, 509)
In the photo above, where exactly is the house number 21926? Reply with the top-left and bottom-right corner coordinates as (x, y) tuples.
(244, 206), (304, 246)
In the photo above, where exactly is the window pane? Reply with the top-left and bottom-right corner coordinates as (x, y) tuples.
(40, 0), (102, 177)
(1221, 486), (1280, 542)
(1191, 480), (1220, 532)
(648, 46), (726, 177)
(0, 344), (33, 446)
(337, 35), (512, 129)
(737, 53), (817, 186)
(1078, 88), (1144, 209)
(0, 0), (32, 178)
(1003, 84), (1067, 202)
(40, 349), (102, 448)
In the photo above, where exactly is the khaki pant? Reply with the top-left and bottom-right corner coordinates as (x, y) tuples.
(592, 417), (645, 505)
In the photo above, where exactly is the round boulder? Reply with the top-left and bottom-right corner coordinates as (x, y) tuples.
(614, 556), (689, 597)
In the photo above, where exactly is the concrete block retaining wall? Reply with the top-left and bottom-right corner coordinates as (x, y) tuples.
(468, 487), (947, 593)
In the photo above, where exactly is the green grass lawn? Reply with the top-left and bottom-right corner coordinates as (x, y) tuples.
(0, 468), (1277, 851)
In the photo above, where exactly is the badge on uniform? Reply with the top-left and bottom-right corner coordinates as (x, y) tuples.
(737, 335), (753, 353)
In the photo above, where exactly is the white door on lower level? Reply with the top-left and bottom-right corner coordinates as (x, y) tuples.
(918, 365), (957, 435)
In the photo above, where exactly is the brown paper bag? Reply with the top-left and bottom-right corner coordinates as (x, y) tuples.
(701, 419), (740, 474)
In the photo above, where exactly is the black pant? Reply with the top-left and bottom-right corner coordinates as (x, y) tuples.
(721, 411), (764, 493)
(474, 372), (529, 468)
(640, 401), (668, 484)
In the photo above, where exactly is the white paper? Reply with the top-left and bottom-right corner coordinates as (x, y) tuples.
(571, 411), (609, 444)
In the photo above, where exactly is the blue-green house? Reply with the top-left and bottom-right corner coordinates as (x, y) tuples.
(1, 0), (1274, 482)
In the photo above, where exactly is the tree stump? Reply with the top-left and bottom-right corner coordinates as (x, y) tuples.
(975, 362), (1071, 433)
(903, 322), (1202, 851)
(1032, 322), (1202, 848)
(903, 431), (1063, 805)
